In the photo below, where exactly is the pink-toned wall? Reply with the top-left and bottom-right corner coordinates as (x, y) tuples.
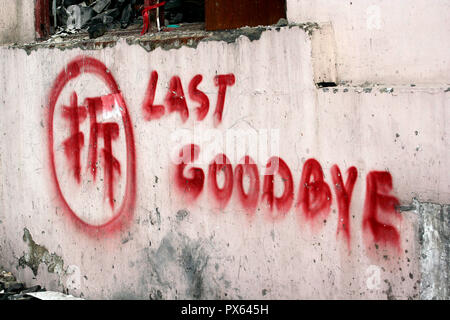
(288, 0), (450, 85)
(0, 2), (448, 300)
(0, 0), (35, 45)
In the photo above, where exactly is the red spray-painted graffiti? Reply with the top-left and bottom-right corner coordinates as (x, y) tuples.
(173, 144), (402, 251)
(61, 91), (87, 184)
(142, 71), (235, 126)
(213, 74), (236, 127)
(189, 75), (210, 121)
(175, 144), (205, 203)
(297, 158), (332, 224)
(331, 165), (358, 247)
(262, 157), (294, 221)
(142, 70), (165, 121)
(48, 56), (136, 236)
(48, 56), (402, 253)
(234, 156), (260, 216)
(363, 171), (402, 250)
(208, 153), (234, 209)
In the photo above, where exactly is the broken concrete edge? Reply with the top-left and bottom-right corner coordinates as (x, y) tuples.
(317, 83), (450, 94)
(4, 22), (320, 56)
(394, 197), (449, 300)
(412, 198), (449, 300)
(311, 22), (338, 85)
(309, 22), (450, 92)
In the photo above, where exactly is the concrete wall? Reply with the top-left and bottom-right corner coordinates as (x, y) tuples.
(0, 0), (35, 45)
(0, 2), (448, 300)
(288, 0), (450, 85)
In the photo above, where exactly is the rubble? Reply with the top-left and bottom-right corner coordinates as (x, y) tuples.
(67, 4), (95, 30)
(92, 0), (112, 13)
(0, 269), (44, 301)
(53, 0), (142, 39)
(49, 0), (205, 40)
(0, 267), (86, 300)
(0, 267), (85, 300)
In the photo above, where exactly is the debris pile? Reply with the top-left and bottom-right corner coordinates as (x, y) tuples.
(53, 0), (146, 39)
(50, 0), (205, 39)
(0, 269), (44, 301)
(0, 268), (83, 300)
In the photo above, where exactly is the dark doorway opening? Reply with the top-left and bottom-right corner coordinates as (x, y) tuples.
(35, 0), (286, 40)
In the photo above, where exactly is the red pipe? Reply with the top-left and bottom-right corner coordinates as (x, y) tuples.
(141, 1), (166, 35)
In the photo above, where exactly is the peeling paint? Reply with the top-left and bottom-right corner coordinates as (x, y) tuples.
(18, 228), (64, 277)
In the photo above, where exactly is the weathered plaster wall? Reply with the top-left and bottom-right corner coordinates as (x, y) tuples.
(287, 0), (450, 85)
(0, 2), (448, 300)
(0, 0), (35, 45)
(0, 25), (447, 299)
(416, 200), (449, 300)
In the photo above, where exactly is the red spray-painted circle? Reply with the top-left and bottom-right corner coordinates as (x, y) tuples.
(47, 56), (136, 236)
